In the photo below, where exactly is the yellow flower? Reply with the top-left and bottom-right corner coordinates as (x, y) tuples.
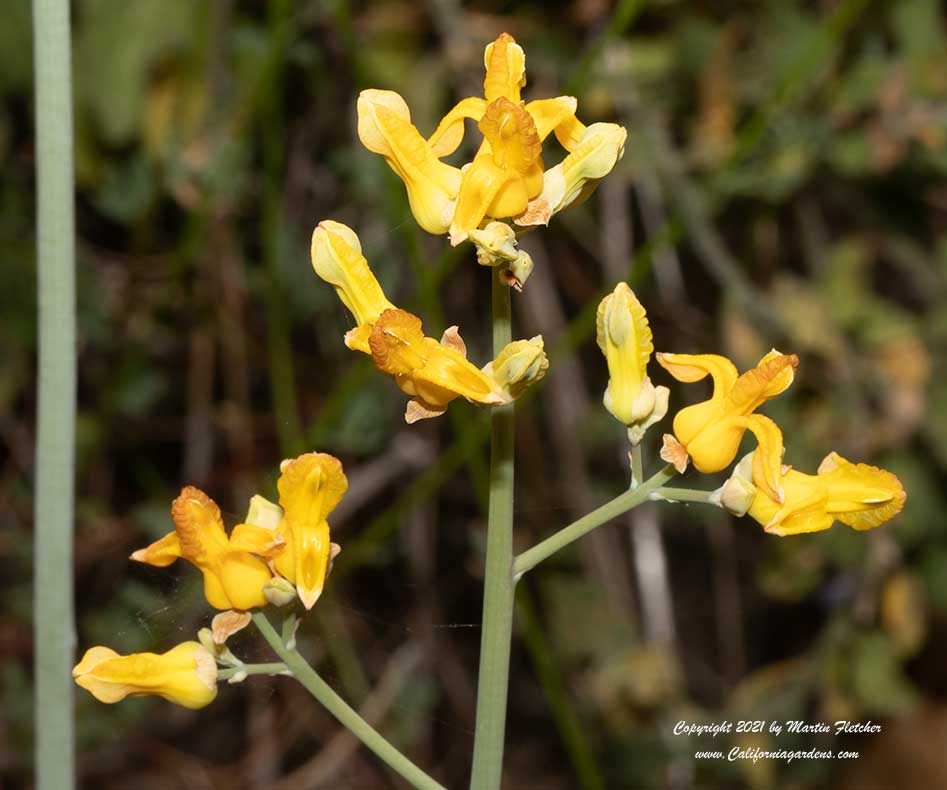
(357, 32), (625, 245)
(369, 308), (509, 422)
(656, 350), (798, 501)
(73, 642), (218, 709)
(272, 453), (347, 610)
(747, 452), (906, 536)
(311, 222), (546, 419)
(131, 486), (276, 611)
(596, 283), (669, 443)
(448, 96), (545, 245)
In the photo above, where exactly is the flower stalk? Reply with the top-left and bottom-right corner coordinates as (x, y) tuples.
(250, 612), (445, 790)
(217, 662), (289, 681)
(470, 270), (517, 790)
(514, 465), (677, 579)
(33, 0), (76, 787)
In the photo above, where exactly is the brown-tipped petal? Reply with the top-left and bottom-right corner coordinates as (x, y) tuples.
(405, 399), (448, 424)
(440, 325), (467, 357)
(660, 433), (690, 474)
(211, 610), (252, 645)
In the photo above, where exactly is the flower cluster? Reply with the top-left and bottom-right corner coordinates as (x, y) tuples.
(594, 284), (906, 536)
(357, 32), (626, 287)
(72, 29), (907, 734)
(73, 452), (348, 708)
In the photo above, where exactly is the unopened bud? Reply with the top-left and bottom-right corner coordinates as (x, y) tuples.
(468, 221), (518, 265)
(485, 336), (549, 400)
(263, 575), (298, 608)
(710, 453), (757, 516)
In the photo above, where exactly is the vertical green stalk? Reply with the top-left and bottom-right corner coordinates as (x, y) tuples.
(32, 1), (76, 788)
(470, 270), (516, 790)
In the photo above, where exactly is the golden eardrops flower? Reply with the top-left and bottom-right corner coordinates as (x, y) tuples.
(656, 350), (797, 502)
(311, 222), (547, 421)
(272, 453), (347, 610)
(746, 451), (906, 536)
(131, 486), (277, 611)
(73, 642), (218, 709)
(369, 308), (509, 423)
(596, 283), (669, 444)
(357, 32), (626, 248)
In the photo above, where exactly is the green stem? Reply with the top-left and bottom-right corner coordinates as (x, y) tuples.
(33, 1), (76, 788)
(218, 662), (289, 680)
(655, 487), (718, 504)
(470, 271), (516, 790)
(251, 613), (445, 790)
(630, 443), (644, 489)
(514, 465), (676, 579)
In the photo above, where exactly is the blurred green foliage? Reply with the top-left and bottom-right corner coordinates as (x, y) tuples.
(4, 0), (947, 788)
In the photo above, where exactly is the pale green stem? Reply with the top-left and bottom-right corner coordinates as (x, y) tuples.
(251, 612), (445, 790)
(655, 487), (718, 505)
(514, 465), (677, 579)
(470, 270), (516, 790)
(33, 1), (76, 788)
(630, 443), (644, 489)
(218, 662), (289, 680)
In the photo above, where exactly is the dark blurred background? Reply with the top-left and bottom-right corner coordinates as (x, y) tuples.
(3, 0), (947, 788)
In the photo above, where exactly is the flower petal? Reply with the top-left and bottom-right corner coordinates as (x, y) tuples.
(288, 520), (331, 610)
(656, 352), (738, 393)
(483, 33), (526, 103)
(518, 123), (626, 225)
(130, 530), (181, 567)
(277, 453), (348, 525)
(524, 96), (578, 142)
(311, 220), (394, 328)
(819, 452), (907, 531)
(742, 413), (786, 503)
(726, 353), (798, 415)
(170, 486), (229, 563)
(428, 97), (487, 157)
(229, 522), (284, 557)
(357, 89), (461, 234)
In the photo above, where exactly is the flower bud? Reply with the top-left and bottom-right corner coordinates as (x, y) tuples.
(485, 336), (549, 400)
(468, 221), (519, 265)
(710, 453), (756, 516)
(263, 575), (298, 607)
(596, 282), (668, 443)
